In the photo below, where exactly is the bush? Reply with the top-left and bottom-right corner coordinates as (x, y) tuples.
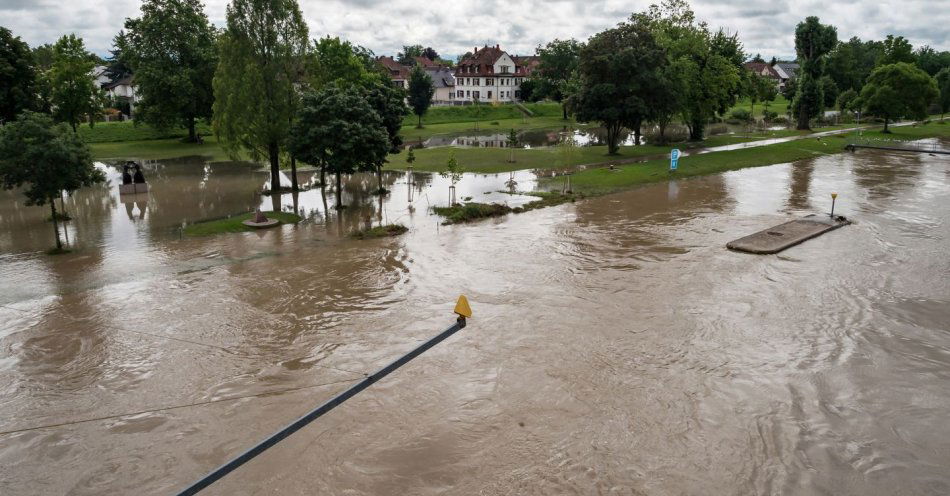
(762, 110), (778, 122)
(729, 108), (752, 122)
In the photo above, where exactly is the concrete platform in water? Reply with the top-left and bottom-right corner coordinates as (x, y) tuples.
(727, 214), (851, 254)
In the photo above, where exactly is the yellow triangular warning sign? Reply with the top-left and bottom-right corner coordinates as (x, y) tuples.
(454, 295), (472, 318)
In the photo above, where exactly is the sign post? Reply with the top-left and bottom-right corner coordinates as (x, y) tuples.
(670, 148), (680, 172)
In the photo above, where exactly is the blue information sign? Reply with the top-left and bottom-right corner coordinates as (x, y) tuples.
(670, 148), (680, 170)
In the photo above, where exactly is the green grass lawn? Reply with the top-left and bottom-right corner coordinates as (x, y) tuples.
(183, 211), (302, 236)
(401, 115), (583, 141)
(79, 120), (213, 143)
(90, 135), (237, 161)
(404, 102), (562, 127)
(726, 94), (791, 119)
(562, 121), (950, 195)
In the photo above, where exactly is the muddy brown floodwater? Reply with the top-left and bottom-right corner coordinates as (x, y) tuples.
(1, 143), (949, 495)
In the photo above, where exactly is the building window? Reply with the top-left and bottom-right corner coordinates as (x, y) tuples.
(500, 65), (510, 73)
(466, 90), (470, 97)
(473, 78), (480, 86)
(488, 91), (493, 99)
(457, 90), (463, 98)
(487, 79), (494, 85)
(473, 91), (480, 99)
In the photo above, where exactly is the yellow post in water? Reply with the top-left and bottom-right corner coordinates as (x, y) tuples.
(454, 295), (473, 319)
(830, 192), (838, 218)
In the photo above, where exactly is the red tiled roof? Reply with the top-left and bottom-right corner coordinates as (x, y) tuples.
(376, 56), (409, 79)
(413, 56), (438, 68)
(455, 45), (530, 77)
(744, 62), (780, 79)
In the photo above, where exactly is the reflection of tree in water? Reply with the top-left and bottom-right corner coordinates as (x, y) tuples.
(851, 152), (923, 201)
(142, 158), (263, 231)
(786, 160), (814, 211)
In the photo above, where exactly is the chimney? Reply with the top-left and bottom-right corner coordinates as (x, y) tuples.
(495, 44), (499, 50)
(474, 46), (477, 54)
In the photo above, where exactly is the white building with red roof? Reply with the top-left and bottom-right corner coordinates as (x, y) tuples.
(454, 44), (536, 103)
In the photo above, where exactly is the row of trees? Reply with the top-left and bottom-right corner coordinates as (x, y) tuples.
(529, 0), (746, 153)
(524, 1), (948, 148)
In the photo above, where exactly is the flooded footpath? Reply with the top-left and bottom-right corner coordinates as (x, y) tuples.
(1, 144), (949, 495)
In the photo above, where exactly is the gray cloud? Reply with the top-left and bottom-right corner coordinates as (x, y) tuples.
(3, 0), (948, 60)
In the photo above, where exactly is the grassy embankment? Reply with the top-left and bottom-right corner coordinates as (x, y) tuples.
(433, 191), (579, 224)
(183, 211), (301, 236)
(562, 121), (950, 195)
(385, 123), (861, 174)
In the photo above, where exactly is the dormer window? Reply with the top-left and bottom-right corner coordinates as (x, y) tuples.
(500, 65), (510, 73)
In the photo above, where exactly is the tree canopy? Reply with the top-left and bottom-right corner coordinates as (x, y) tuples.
(0, 27), (38, 124)
(289, 86), (389, 209)
(859, 62), (938, 131)
(574, 15), (666, 153)
(0, 112), (104, 250)
(213, 0), (308, 192)
(535, 38), (583, 119)
(407, 65), (434, 128)
(50, 34), (102, 132)
(122, 0), (218, 141)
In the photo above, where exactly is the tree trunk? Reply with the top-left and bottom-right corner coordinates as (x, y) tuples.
(659, 122), (667, 144)
(188, 117), (196, 142)
(290, 155), (299, 192)
(884, 117), (889, 133)
(689, 119), (704, 141)
(607, 123), (620, 155)
(562, 104), (568, 120)
(633, 121), (642, 146)
(376, 165), (383, 194)
(50, 199), (62, 251)
(417, 113), (422, 128)
(335, 171), (343, 209)
(797, 107), (810, 130)
(320, 162), (326, 188)
(268, 141), (281, 192)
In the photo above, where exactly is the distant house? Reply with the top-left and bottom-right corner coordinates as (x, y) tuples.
(103, 76), (137, 117)
(454, 45), (536, 103)
(376, 55), (456, 105)
(425, 66), (456, 105)
(377, 56), (410, 88)
(744, 61), (782, 88)
(773, 62), (800, 89)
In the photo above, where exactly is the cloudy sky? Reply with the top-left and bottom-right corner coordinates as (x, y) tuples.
(3, 0), (948, 59)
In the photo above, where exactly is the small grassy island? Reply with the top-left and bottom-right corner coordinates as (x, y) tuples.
(183, 211), (302, 236)
(350, 224), (409, 239)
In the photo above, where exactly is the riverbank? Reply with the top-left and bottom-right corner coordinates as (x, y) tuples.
(561, 121), (950, 195)
(384, 123), (865, 174)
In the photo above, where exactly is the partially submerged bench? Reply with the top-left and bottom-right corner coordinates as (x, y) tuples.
(727, 215), (851, 254)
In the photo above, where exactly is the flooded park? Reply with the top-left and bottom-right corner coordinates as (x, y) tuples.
(1, 141), (950, 495)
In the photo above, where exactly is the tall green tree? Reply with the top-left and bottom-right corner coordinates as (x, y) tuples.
(536, 38), (583, 119)
(792, 16), (837, 130)
(644, 0), (743, 140)
(407, 65), (434, 128)
(50, 35), (102, 132)
(574, 15), (666, 153)
(213, 0), (308, 192)
(0, 27), (37, 124)
(0, 112), (105, 250)
(122, 0), (218, 142)
(859, 62), (938, 132)
(289, 86), (389, 209)
(935, 68), (950, 119)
